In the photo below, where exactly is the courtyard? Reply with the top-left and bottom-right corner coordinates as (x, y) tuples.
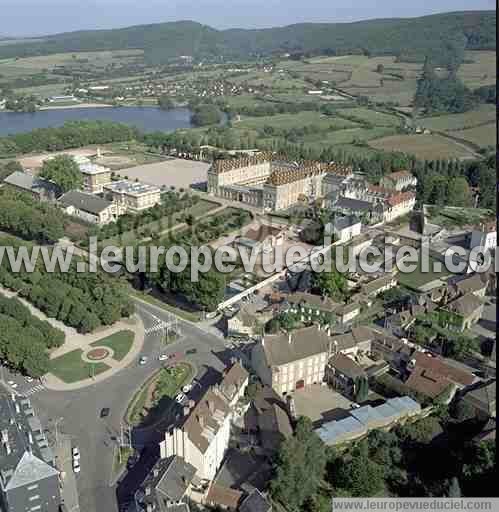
(116, 158), (211, 190)
(292, 384), (355, 427)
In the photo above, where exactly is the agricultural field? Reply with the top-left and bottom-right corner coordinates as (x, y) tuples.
(284, 54), (423, 106)
(0, 49), (144, 79)
(425, 206), (494, 229)
(229, 70), (309, 90)
(236, 111), (359, 131)
(452, 124), (496, 149)
(418, 105), (496, 149)
(419, 105), (495, 132)
(368, 133), (478, 160)
(458, 50), (496, 89)
(336, 107), (402, 127)
(304, 126), (397, 147)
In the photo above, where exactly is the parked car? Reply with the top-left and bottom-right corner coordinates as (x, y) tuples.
(100, 408), (110, 418)
(139, 356), (148, 365)
(350, 403), (360, 409)
(185, 348), (197, 355)
(182, 384), (192, 393)
(7, 381), (17, 389)
(158, 354), (168, 361)
(72, 447), (80, 461)
(73, 460), (81, 474)
(25, 376), (34, 383)
(175, 393), (187, 404)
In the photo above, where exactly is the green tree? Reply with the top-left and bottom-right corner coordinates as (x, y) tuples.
(158, 95), (174, 110)
(40, 154), (83, 192)
(271, 417), (327, 512)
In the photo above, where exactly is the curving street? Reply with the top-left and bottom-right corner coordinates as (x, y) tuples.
(26, 299), (235, 512)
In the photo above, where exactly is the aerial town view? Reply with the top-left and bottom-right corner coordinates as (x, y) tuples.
(0, 2), (496, 512)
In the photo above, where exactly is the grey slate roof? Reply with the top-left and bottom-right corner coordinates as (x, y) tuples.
(0, 393), (59, 492)
(155, 455), (197, 502)
(59, 190), (113, 215)
(333, 196), (373, 212)
(4, 171), (61, 198)
(240, 489), (272, 512)
(444, 292), (483, 317)
(262, 326), (330, 366)
(3, 452), (59, 491)
(332, 215), (360, 232)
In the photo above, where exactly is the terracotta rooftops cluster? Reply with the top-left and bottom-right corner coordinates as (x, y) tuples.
(387, 191), (416, 207)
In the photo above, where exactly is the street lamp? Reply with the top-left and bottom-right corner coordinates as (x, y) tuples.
(53, 417), (64, 447)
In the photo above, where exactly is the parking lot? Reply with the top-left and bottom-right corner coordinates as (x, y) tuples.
(292, 384), (354, 427)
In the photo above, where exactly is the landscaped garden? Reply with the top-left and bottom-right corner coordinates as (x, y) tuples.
(125, 362), (193, 427)
(90, 329), (135, 361)
(49, 349), (110, 383)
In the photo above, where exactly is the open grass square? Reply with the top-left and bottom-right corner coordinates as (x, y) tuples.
(91, 330), (135, 361)
(49, 349), (110, 383)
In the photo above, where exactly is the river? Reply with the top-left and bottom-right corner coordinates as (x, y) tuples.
(0, 106), (194, 136)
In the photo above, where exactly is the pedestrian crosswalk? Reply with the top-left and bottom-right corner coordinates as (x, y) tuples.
(145, 318), (168, 336)
(21, 384), (45, 397)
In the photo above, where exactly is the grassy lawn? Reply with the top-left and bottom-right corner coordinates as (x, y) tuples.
(99, 199), (220, 247)
(125, 363), (193, 427)
(452, 124), (496, 149)
(49, 349), (110, 383)
(113, 446), (133, 475)
(426, 206), (494, 228)
(91, 330), (135, 361)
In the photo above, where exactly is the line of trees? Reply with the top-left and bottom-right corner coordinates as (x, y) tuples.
(0, 235), (134, 333)
(0, 120), (139, 156)
(0, 294), (65, 377)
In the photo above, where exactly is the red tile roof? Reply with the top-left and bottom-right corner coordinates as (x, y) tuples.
(414, 352), (475, 387)
(387, 191), (416, 207)
(405, 367), (452, 398)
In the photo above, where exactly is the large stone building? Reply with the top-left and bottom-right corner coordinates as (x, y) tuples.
(59, 190), (124, 225)
(0, 394), (61, 512)
(207, 154), (352, 212)
(78, 162), (112, 194)
(159, 363), (249, 483)
(251, 326), (333, 395)
(103, 180), (161, 213)
(208, 155), (416, 222)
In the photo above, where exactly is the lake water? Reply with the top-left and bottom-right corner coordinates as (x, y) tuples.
(0, 107), (194, 136)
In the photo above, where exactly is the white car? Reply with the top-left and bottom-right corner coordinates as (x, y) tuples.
(25, 376), (34, 383)
(175, 393), (187, 404)
(181, 384), (192, 394)
(73, 461), (81, 474)
(139, 356), (148, 365)
(72, 447), (80, 461)
(350, 403), (360, 409)
(7, 381), (18, 389)
(158, 354), (168, 361)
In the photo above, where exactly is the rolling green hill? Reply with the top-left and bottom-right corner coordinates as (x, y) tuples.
(0, 11), (495, 65)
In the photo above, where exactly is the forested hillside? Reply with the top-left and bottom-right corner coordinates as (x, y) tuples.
(0, 11), (494, 65)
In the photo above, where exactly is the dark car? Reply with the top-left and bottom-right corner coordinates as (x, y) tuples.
(100, 407), (110, 418)
(186, 348), (197, 355)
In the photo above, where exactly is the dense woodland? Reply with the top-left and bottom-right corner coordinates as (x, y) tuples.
(0, 120), (139, 157)
(0, 294), (65, 377)
(0, 189), (66, 243)
(0, 11), (494, 65)
(271, 416), (496, 511)
(0, 235), (134, 333)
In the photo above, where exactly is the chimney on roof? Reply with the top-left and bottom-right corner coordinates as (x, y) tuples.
(197, 414), (204, 427)
(207, 400), (214, 413)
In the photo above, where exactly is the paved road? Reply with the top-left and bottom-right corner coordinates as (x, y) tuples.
(20, 301), (232, 512)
